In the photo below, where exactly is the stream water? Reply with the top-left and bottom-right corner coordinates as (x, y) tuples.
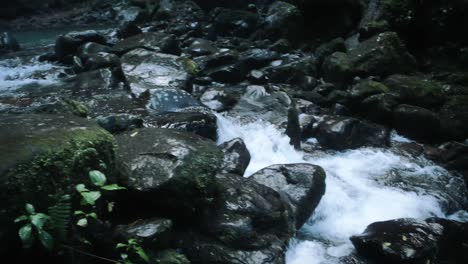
(216, 114), (467, 264)
(2, 29), (467, 264)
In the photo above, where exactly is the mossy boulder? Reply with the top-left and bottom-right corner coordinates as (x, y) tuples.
(0, 114), (116, 255)
(350, 79), (390, 103)
(115, 128), (223, 220)
(348, 32), (417, 77)
(384, 74), (446, 108)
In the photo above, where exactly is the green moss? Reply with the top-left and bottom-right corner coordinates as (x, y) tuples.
(63, 99), (89, 117)
(181, 58), (199, 76)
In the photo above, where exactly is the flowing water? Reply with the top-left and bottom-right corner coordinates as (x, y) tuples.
(216, 113), (467, 264)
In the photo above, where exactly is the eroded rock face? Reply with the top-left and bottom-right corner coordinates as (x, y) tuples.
(350, 218), (444, 264)
(250, 163), (326, 228)
(120, 49), (191, 95)
(115, 128), (223, 218)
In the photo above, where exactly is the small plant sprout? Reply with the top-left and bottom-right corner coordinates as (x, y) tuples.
(15, 203), (54, 250)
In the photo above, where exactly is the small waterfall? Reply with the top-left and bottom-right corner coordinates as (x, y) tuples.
(216, 113), (466, 264)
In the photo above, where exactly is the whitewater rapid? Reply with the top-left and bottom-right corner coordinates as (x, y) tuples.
(216, 113), (466, 264)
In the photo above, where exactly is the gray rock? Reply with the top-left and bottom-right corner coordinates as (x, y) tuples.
(219, 138), (251, 175)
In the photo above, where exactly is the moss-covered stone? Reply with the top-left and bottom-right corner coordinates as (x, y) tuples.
(115, 128), (223, 219)
(350, 79), (390, 102)
(0, 114), (116, 255)
(384, 74), (446, 108)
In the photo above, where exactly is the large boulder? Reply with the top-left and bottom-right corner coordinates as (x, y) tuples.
(0, 114), (116, 256)
(261, 1), (303, 41)
(219, 138), (251, 176)
(115, 128), (223, 219)
(54, 30), (107, 60)
(322, 52), (353, 88)
(383, 74), (446, 109)
(178, 173), (294, 264)
(120, 49), (192, 96)
(312, 116), (390, 150)
(200, 86), (246, 112)
(348, 32), (417, 77)
(392, 104), (442, 143)
(250, 164), (326, 228)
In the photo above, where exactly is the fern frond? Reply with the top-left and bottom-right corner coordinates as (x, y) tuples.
(48, 194), (71, 242)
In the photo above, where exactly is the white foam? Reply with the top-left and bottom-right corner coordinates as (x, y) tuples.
(216, 114), (462, 263)
(0, 58), (62, 91)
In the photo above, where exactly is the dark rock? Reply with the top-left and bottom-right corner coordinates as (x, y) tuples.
(115, 218), (173, 246)
(286, 104), (301, 149)
(148, 111), (218, 141)
(262, 1), (303, 41)
(116, 6), (147, 24)
(439, 95), (468, 141)
(0, 32), (20, 52)
(186, 38), (218, 57)
(112, 33), (180, 55)
(120, 49), (191, 96)
(313, 116), (389, 150)
(77, 42), (111, 60)
(147, 88), (202, 113)
(348, 32), (417, 77)
(426, 217), (468, 264)
(54, 30), (107, 59)
(116, 128), (223, 219)
(219, 138), (251, 176)
(116, 22), (142, 39)
(392, 104), (442, 143)
(383, 74), (446, 109)
(206, 64), (244, 84)
(322, 52), (353, 88)
(250, 164), (326, 229)
(263, 54), (317, 85)
(360, 93), (398, 124)
(97, 114), (143, 134)
(315, 37), (346, 64)
(269, 38), (292, 53)
(238, 48), (280, 72)
(212, 8), (259, 38)
(350, 79), (389, 103)
(351, 218), (444, 264)
(200, 86), (245, 111)
(82, 52), (121, 72)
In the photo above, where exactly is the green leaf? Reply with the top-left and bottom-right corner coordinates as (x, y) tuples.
(135, 246), (150, 263)
(116, 243), (127, 249)
(74, 210), (86, 216)
(88, 212), (98, 219)
(101, 184), (126, 191)
(120, 253), (129, 260)
(75, 184), (89, 193)
(30, 213), (49, 229)
(76, 218), (88, 227)
(25, 204), (35, 214)
(19, 224), (33, 248)
(89, 170), (107, 187)
(80, 191), (101, 205)
(38, 230), (54, 250)
(14, 215), (28, 223)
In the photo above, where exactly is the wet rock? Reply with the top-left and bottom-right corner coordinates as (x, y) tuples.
(147, 88), (201, 113)
(313, 116), (389, 150)
(286, 104), (301, 149)
(200, 86), (245, 111)
(392, 104), (442, 143)
(228, 85), (292, 125)
(77, 42), (111, 60)
(322, 52), (353, 88)
(348, 32), (417, 77)
(383, 74), (446, 109)
(350, 79), (389, 103)
(219, 138), (251, 176)
(148, 111), (217, 141)
(350, 218), (444, 264)
(116, 6), (147, 24)
(315, 37), (347, 65)
(54, 30), (107, 60)
(426, 217), (468, 264)
(97, 114), (143, 134)
(205, 64), (244, 84)
(360, 93), (398, 124)
(81, 52), (121, 72)
(115, 128), (223, 219)
(212, 8), (259, 38)
(186, 38), (218, 57)
(0, 114), (115, 255)
(263, 54), (317, 85)
(439, 95), (468, 141)
(115, 218), (173, 245)
(250, 164), (326, 229)
(120, 49), (191, 96)
(262, 1), (303, 41)
(238, 48), (280, 72)
(112, 33), (180, 55)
